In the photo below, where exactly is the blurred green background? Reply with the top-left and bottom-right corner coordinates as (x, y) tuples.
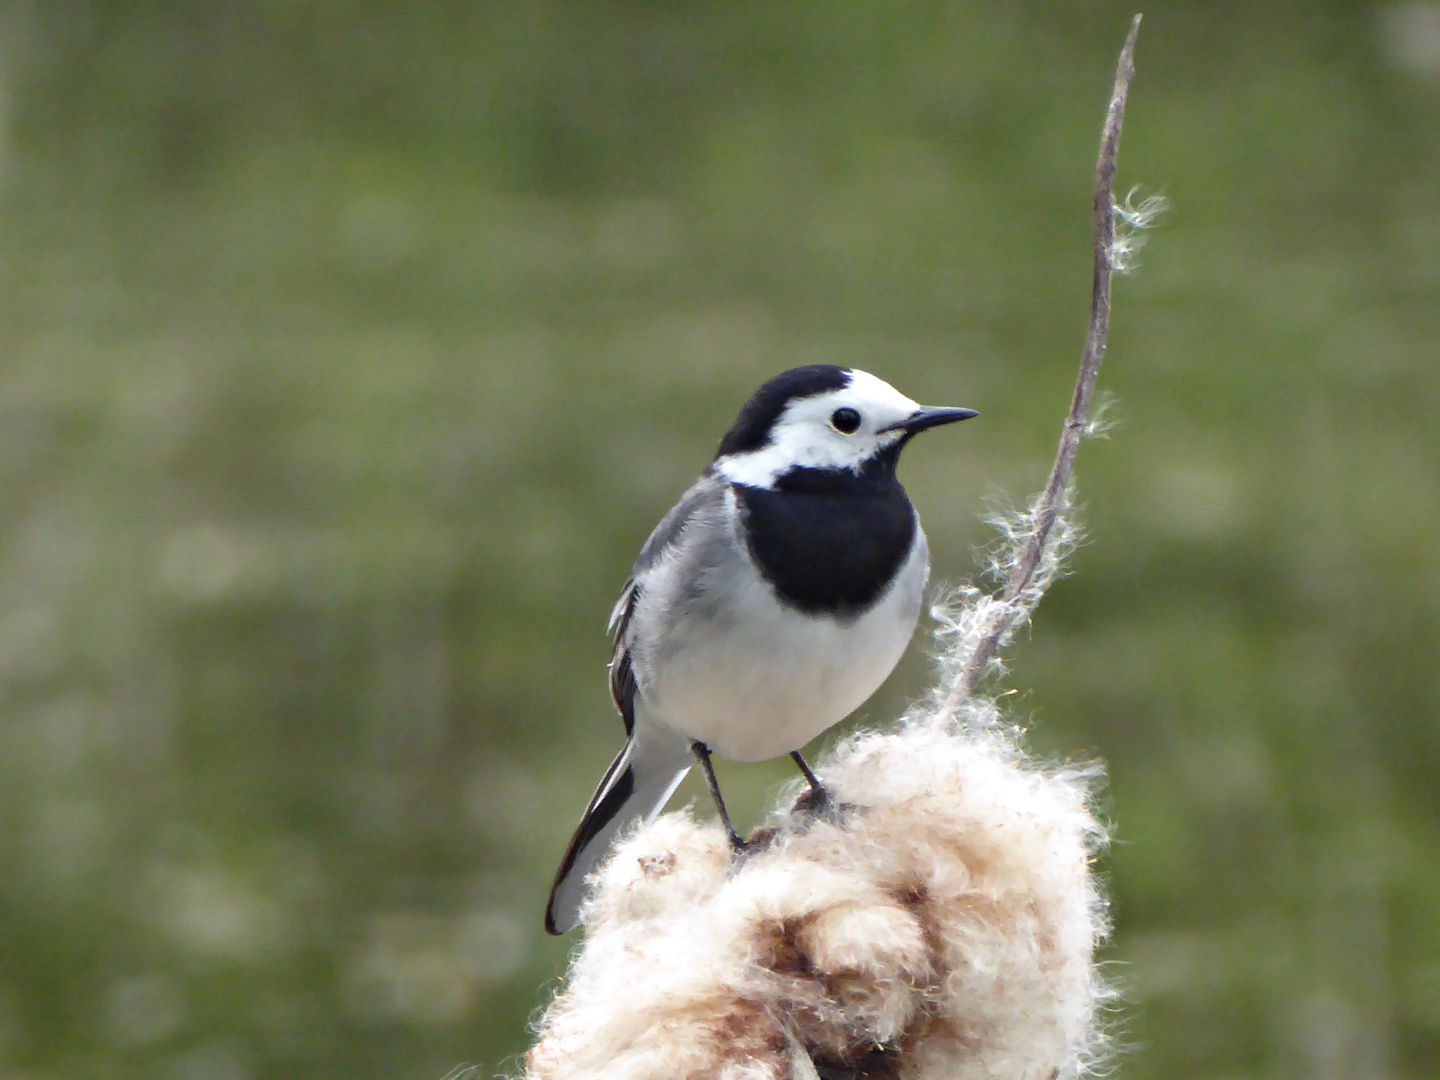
(0, 2), (1436, 1078)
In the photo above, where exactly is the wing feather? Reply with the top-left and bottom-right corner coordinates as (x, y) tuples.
(605, 470), (728, 737)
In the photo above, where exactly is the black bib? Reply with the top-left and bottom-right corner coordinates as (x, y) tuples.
(735, 462), (916, 619)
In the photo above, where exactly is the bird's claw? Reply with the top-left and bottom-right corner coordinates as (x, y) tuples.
(794, 783), (861, 825)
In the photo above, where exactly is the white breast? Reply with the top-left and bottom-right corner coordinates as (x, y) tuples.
(631, 519), (929, 762)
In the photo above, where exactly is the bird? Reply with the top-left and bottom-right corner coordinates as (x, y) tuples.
(545, 365), (977, 934)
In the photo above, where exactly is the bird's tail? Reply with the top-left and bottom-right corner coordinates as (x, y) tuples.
(545, 729), (693, 935)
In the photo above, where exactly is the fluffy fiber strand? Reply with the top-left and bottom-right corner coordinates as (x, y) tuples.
(522, 18), (1148, 1080)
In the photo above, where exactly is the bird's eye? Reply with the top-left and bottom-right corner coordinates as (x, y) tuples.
(830, 407), (862, 434)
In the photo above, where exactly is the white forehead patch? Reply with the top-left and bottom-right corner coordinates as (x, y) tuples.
(716, 369), (922, 488)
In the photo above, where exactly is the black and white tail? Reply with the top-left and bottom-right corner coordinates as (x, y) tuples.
(545, 730), (693, 935)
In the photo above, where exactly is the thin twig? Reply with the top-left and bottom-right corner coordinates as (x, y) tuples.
(943, 14), (1142, 711)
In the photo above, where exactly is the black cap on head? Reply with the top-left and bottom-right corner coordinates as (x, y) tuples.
(715, 365), (852, 458)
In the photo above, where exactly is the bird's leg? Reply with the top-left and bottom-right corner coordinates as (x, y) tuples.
(790, 750), (832, 813)
(692, 742), (748, 852)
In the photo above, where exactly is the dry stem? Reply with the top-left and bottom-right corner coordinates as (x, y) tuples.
(942, 14), (1143, 711)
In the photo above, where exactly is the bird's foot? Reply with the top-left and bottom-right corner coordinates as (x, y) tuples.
(792, 783), (861, 823)
(788, 751), (860, 823)
(793, 780), (833, 815)
(692, 741), (756, 856)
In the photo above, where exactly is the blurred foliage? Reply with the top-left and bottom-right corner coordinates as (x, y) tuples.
(0, 2), (1437, 1078)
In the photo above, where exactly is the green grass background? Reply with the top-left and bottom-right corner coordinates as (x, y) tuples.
(0, 3), (1437, 1078)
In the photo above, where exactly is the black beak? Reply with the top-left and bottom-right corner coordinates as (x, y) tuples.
(884, 406), (979, 435)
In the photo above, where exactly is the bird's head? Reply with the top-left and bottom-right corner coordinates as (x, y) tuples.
(713, 365), (976, 489)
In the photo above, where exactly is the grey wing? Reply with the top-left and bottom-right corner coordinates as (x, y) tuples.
(606, 469), (730, 737)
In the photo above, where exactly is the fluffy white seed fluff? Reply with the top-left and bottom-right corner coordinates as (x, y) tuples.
(523, 703), (1109, 1080)
(1110, 188), (1168, 274)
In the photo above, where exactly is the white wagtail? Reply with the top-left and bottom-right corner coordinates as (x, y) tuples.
(545, 365), (976, 934)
